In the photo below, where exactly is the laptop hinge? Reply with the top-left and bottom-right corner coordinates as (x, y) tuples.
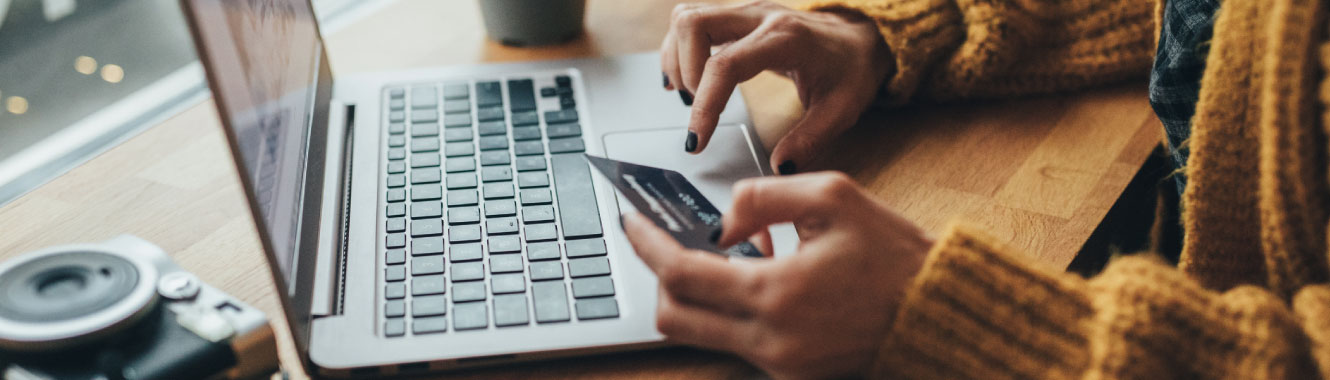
(310, 101), (355, 317)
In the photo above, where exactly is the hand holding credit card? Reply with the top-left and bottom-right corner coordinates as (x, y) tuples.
(585, 154), (765, 258)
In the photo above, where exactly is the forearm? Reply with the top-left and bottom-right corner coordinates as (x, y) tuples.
(876, 223), (1328, 379)
(802, 0), (1157, 106)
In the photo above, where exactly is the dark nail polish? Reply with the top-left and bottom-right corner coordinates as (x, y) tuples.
(684, 131), (698, 153)
(662, 72), (671, 89)
(678, 90), (693, 106)
(778, 161), (797, 175)
(709, 226), (722, 245)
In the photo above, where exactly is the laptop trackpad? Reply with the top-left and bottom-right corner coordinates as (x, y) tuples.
(602, 124), (798, 256)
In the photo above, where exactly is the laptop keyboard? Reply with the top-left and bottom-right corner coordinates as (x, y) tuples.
(380, 73), (620, 337)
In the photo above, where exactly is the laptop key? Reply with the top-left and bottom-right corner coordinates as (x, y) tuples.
(444, 113), (472, 127)
(444, 99), (470, 114)
(572, 276), (615, 298)
(451, 262), (484, 282)
(484, 182), (515, 199)
(476, 81), (503, 107)
(487, 218), (520, 236)
(447, 189), (479, 206)
(482, 166), (513, 182)
(412, 109), (438, 123)
(413, 295), (448, 317)
(386, 189), (405, 202)
(544, 109), (578, 124)
(411, 137), (439, 152)
(389, 87), (406, 98)
(385, 283), (406, 299)
(412, 275), (447, 295)
(518, 172), (549, 188)
(444, 127), (473, 142)
(411, 220), (443, 237)
(477, 121), (507, 136)
(387, 203), (406, 217)
(450, 243), (483, 262)
(508, 79), (536, 112)
(446, 172), (478, 189)
(414, 316), (449, 334)
(511, 110), (539, 126)
(453, 302), (489, 331)
(548, 137), (585, 153)
(412, 236), (444, 256)
(480, 151), (511, 166)
(411, 122), (439, 137)
(530, 261), (564, 281)
(568, 257), (611, 278)
(386, 265), (406, 282)
(387, 147), (406, 160)
(444, 142), (474, 157)
(522, 205), (555, 224)
(551, 154), (603, 238)
(385, 319), (406, 337)
(479, 135), (509, 151)
(539, 87), (557, 97)
(448, 207), (481, 225)
(443, 84), (469, 100)
(512, 126), (542, 141)
(387, 161), (406, 174)
(390, 99), (405, 110)
(520, 188), (553, 205)
(385, 300), (406, 317)
(386, 233), (406, 248)
(514, 141), (544, 156)
(555, 75), (572, 87)
(489, 235), (522, 253)
(532, 281), (571, 323)
(491, 273), (526, 294)
(386, 218), (406, 233)
(453, 282), (487, 302)
(389, 111), (405, 123)
(411, 86), (437, 108)
(547, 123), (581, 138)
(412, 168), (441, 184)
(385, 249), (406, 265)
(446, 157), (476, 173)
(412, 256), (445, 275)
(493, 294), (530, 327)
(490, 254), (524, 273)
(566, 238), (607, 258)
(450, 225), (482, 243)
(389, 135), (406, 148)
(410, 153), (440, 168)
(485, 199), (517, 217)
(525, 224), (558, 242)
(477, 107), (505, 122)
(560, 95), (576, 109)
(527, 242), (561, 261)
(576, 298), (619, 320)
(516, 156), (547, 172)
(411, 202), (442, 219)
(388, 174), (406, 188)
(411, 185), (442, 201)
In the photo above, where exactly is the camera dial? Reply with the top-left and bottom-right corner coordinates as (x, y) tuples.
(0, 249), (158, 351)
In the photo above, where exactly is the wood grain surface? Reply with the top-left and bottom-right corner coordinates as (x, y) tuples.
(0, 0), (1159, 378)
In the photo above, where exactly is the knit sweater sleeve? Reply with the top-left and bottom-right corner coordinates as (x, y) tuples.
(800, 0), (1156, 105)
(878, 223), (1330, 379)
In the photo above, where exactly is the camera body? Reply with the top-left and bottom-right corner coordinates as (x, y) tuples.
(0, 235), (277, 380)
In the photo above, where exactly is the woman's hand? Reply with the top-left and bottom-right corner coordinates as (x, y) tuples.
(661, 1), (893, 174)
(622, 172), (932, 379)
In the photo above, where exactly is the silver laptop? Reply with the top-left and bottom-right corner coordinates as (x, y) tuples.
(180, 0), (795, 377)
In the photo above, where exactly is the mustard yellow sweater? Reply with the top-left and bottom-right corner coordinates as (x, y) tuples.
(804, 0), (1330, 378)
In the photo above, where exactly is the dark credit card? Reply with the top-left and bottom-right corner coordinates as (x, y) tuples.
(585, 154), (764, 258)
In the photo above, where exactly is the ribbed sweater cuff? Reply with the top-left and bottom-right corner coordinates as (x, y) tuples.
(874, 224), (1094, 379)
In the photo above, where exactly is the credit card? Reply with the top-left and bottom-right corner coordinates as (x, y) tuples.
(585, 154), (764, 258)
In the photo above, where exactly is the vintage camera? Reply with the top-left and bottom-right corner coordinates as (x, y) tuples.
(0, 235), (278, 379)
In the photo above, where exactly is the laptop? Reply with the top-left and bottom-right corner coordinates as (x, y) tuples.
(179, 0), (796, 377)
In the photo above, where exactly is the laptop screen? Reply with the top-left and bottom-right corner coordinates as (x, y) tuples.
(184, 0), (323, 294)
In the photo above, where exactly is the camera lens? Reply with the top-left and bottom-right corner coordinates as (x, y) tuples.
(0, 250), (157, 351)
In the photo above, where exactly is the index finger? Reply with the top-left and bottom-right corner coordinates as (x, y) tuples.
(686, 20), (795, 154)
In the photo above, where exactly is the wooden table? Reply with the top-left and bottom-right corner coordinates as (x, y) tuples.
(0, 0), (1160, 378)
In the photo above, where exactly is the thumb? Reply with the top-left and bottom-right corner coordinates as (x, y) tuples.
(768, 94), (857, 175)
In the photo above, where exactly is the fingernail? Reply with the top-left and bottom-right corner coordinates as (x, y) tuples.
(778, 161), (797, 175)
(684, 131), (698, 153)
(709, 225), (722, 245)
(678, 90), (693, 106)
(662, 72), (671, 89)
